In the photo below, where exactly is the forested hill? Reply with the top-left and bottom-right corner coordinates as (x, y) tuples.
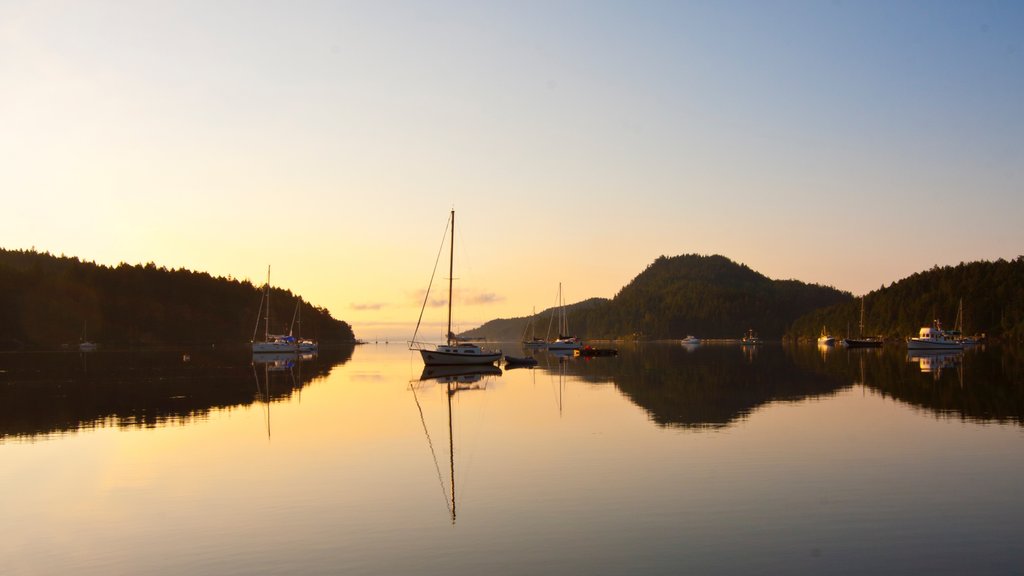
(574, 255), (851, 339)
(458, 298), (609, 342)
(462, 254), (851, 341)
(0, 248), (355, 350)
(789, 257), (1024, 342)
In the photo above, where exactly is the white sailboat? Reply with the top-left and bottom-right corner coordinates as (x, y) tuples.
(547, 283), (582, 351)
(78, 321), (98, 352)
(522, 306), (547, 350)
(410, 210), (502, 366)
(289, 299), (318, 353)
(252, 266), (300, 354)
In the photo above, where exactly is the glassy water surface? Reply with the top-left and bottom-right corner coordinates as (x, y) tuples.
(2, 343), (1022, 575)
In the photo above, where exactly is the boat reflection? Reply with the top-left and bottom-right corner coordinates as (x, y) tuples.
(907, 349), (963, 376)
(419, 364), (502, 384)
(412, 365), (500, 524)
(251, 351), (317, 439)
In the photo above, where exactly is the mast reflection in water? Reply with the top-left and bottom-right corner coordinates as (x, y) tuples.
(412, 364), (501, 523)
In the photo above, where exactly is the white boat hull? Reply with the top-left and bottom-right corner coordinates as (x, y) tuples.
(420, 348), (502, 366)
(907, 338), (963, 350)
(252, 341), (298, 353)
(548, 338), (582, 350)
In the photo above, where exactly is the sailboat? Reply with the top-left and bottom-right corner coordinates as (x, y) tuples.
(817, 326), (835, 346)
(547, 283), (582, 351)
(522, 306), (547, 350)
(410, 210), (502, 366)
(252, 266), (300, 355)
(289, 299), (318, 353)
(844, 296), (883, 348)
(78, 321), (98, 352)
(950, 298), (982, 345)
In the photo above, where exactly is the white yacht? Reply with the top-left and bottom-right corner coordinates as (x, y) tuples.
(907, 320), (964, 350)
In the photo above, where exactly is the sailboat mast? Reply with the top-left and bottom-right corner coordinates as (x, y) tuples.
(859, 297), (865, 336)
(447, 210), (455, 346)
(264, 266), (271, 341)
(447, 381), (456, 523)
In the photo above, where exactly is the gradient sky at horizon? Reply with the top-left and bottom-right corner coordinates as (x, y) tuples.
(2, 1), (1022, 340)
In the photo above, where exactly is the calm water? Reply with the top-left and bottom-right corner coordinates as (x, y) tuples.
(2, 343), (1023, 575)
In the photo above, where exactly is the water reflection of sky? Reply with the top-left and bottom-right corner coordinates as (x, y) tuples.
(1, 343), (1022, 575)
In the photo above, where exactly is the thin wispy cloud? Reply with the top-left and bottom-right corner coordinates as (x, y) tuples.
(409, 289), (504, 308)
(465, 292), (503, 305)
(350, 302), (385, 311)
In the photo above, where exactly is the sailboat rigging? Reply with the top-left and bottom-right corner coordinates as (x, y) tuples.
(409, 210), (502, 366)
(412, 365), (496, 523)
(547, 283), (582, 351)
(844, 296), (882, 348)
(252, 266), (310, 355)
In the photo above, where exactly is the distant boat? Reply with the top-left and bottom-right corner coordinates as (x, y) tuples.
(817, 326), (835, 346)
(547, 283), (583, 351)
(950, 298), (983, 345)
(522, 306), (547, 350)
(907, 320), (964, 350)
(681, 335), (700, 345)
(78, 321), (98, 352)
(844, 297), (883, 348)
(576, 346), (617, 357)
(409, 210), (502, 366)
(252, 266), (301, 354)
(289, 299), (318, 353)
(741, 329), (762, 346)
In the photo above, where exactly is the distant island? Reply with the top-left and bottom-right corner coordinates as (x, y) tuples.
(462, 254), (850, 341)
(461, 254), (1024, 343)
(0, 248), (355, 350)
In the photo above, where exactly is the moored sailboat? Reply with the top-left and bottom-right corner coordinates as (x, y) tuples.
(252, 266), (300, 355)
(409, 210), (502, 366)
(844, 297), (883, 348)
(522, 306), (546, 350)
(547, 283), (583, 351)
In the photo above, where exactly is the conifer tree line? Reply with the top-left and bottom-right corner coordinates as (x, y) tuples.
(462, 254), (1024, 343)
(788, 258), (1024, 342)
(0, 248), (355, 350)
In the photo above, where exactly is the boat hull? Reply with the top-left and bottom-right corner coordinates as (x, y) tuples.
(252, 342), (298, 353)
(420, 349), (501, 366)
(548, 339), (582, 350)
(906, 339), (963, 350)
(844, 338), (882, 348)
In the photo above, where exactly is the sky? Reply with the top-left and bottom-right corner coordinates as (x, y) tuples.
(2, 0), (1022, 341)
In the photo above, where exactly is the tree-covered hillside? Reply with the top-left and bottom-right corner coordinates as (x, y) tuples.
(462, 254), (851, 341)
(789, 257), (1024, 342)
(0, 248), (355, 350)
(458, 298), (608, 342)
(575, 255), (851, 339)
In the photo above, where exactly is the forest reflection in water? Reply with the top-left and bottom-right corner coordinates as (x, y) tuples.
(525, 341), (1024, 429)
(2, 342), (1022, 442)
(0, 345), (354, 440)
(3, 342), (1023, 576)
